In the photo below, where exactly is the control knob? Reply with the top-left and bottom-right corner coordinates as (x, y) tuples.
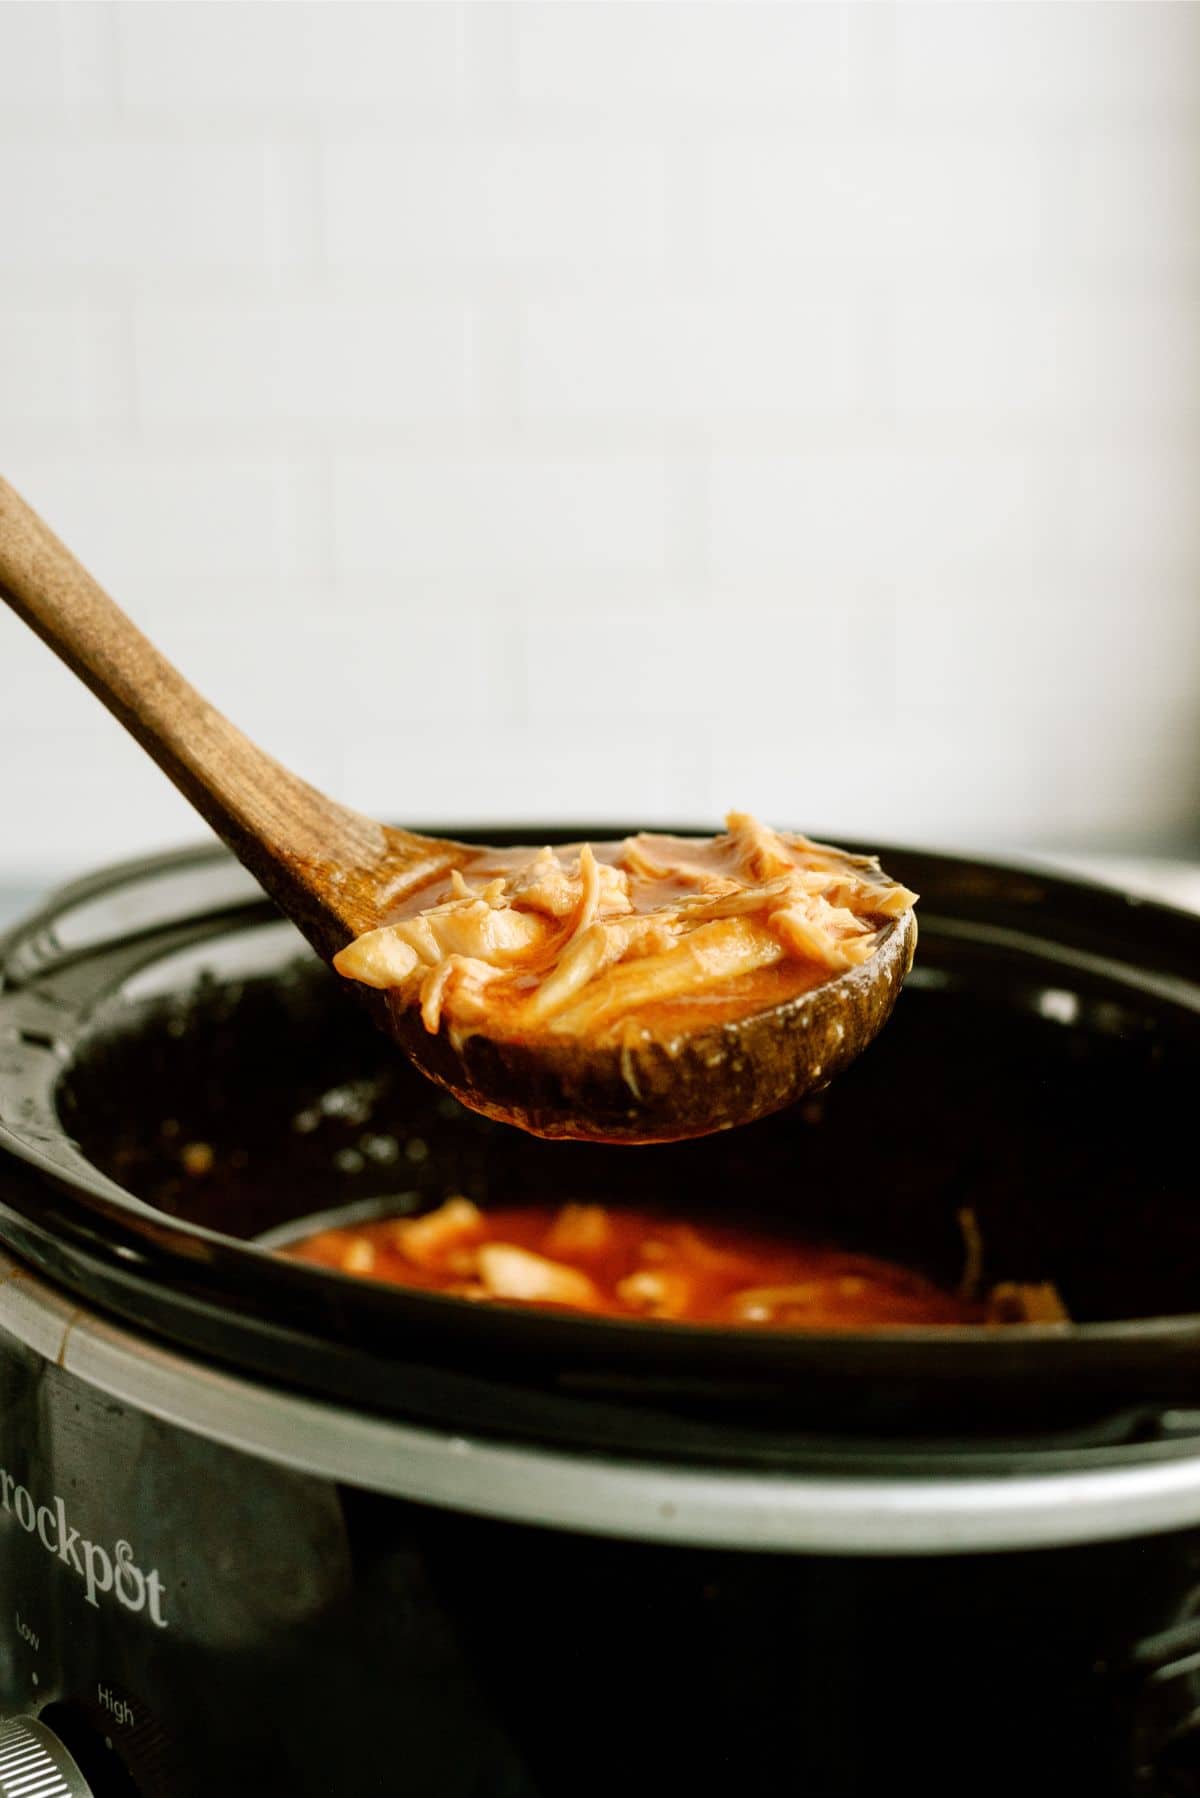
(0, 1717), (94, 1797)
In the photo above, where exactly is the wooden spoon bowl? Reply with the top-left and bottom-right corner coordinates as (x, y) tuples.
(389, 907), (916, 1141)
(0, 476), (915, 1144)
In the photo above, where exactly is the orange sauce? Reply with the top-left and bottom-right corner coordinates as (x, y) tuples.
(383, 838), (858, 1044)
(285, 1202), (980, 1329)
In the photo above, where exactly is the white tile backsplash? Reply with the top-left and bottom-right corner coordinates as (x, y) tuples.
(1060, 447), (1200, 578)
(0, 140), (287, 271)
(322, 138), (668, 269)
(134, 298), (475, 427)
(707, 449), (1047, 580)
(704, 135), (895, 269)
(0, 3), (65, 103)
(890, 287), (1200, 423)
(0, 0), (1197, 881)
(893, 2), (1200, 113)
(518, 593), (715, 724)
(5, 455), (293, 585)
(513, 2), (856, 110)
(117, 1), (463, 112)
(0, 306), (92, 425)
(1050, 130), (1200, 274)
(519, 295), (868, 420)
(332, 453), (669, 578)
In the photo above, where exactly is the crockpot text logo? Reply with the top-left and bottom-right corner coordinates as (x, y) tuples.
(0, 1467), (167, 1628)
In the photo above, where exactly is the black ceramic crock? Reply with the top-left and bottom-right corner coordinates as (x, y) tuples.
(0, 830), (1198, 1798)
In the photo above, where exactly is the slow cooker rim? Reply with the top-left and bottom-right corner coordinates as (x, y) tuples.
(7, 1242), (1200, 1557)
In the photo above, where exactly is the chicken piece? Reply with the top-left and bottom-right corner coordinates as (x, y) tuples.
(334, 903), (547, 993)
(726, 812), (797, 881)
(503, 847), (578, 918)
(420, 901), (549, 964)
(671, 1224), (762, 1281)
(730, 1283), (824, 1322)
(509, 912), (676, 1029)
(342, 1237), (377, 1275)
(419, 953), (509, 1033)
(620, 834), (737, 890)
(333, 928), (422, 990)
(987, 1281), (1071, 1325)
(768, 900), (878, 973)
(593, 861), (635, 913)
(511, 921), (615, 1028)
(334, 812), (917, 1043)
(397, 1197), (485, 1270)
(543, 1204), (614, 1260)
(476, 1243), (600, 1308)
(852, 879), (914, 920)
(615, 1268), (697, 1318)
(675, 877), (794, 923)
(507, 846), (632, 921)
(546, 917), (784, 1038)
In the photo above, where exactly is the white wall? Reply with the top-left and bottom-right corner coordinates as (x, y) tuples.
(2, 0), (1198, 880)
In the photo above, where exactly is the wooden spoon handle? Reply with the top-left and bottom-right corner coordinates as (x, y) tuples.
(0, 476), (442, 940)
(0, 474), (379, 857)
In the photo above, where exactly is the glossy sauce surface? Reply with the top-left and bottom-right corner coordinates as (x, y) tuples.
(354, 823), (908, 1046)
(392, 839), (828, 1036)
(285, 1200), (983, 1329)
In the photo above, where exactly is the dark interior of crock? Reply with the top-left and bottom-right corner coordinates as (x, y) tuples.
(56, 942), (1193, 1328)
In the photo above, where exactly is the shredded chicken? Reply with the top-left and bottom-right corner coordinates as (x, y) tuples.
(342, 1237), (376, 1275)
(615, 1268), (697, 1318)
(394, 1196), (484, 1268)
(476, 1243), (600, 1308)
(986, 1281), (1071, 1325)
(543, 1203), (614, 1259)
(334, 812), (917, 1044)
(957, 1205), (985, 1301)
(289, 1197), (1054, 1330)
(731, 1283), (824, 1321)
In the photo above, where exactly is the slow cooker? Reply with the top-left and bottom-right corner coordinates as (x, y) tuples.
(0, 829), (1197, 1798)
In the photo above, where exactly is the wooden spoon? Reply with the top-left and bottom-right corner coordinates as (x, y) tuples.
(0, 477), (915, 1144)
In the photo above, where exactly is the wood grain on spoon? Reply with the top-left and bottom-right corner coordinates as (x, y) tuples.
(0, 476), (916, 1144)
(0, 476), (468, 955)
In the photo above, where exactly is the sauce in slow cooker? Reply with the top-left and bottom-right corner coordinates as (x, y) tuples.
(284, 1198), (985, 1328)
